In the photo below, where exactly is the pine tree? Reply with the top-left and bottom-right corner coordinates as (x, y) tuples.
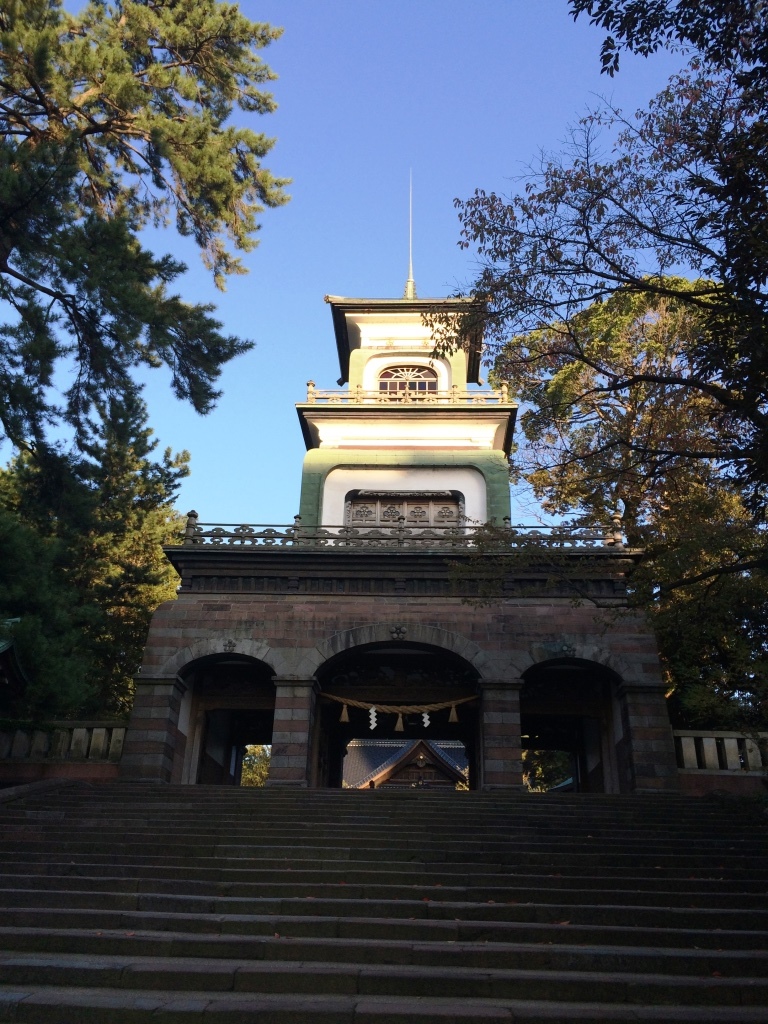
(0, 395), (188, 719)
(0, 0), (288, 452)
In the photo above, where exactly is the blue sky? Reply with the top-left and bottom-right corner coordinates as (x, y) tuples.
(113, 2), (683, 525)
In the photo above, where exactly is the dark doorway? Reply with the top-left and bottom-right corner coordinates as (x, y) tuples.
(178, 655), (275, 785)
(199, 707), (274, 784)
(520, 659), (620, 793)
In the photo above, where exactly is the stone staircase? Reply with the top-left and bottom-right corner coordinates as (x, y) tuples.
(0, 782), (766, 1022)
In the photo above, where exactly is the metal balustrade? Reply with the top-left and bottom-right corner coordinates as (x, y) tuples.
(179, 512), (627, 549)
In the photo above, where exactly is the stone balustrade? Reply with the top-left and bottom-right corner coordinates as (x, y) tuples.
(303, 382), (513, 405)
(180, 512), (627, 550)
(0, 721), (126, 765)
(674, 730), (768, 773)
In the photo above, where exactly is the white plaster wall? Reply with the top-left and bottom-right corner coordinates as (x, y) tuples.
(321, 466), (487, 525)
(347, 312), (436, 349)
(310, 415), (503, 450)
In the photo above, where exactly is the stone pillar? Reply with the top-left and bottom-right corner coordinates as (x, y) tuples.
(267, 679), (317, 788)
(618, 682), (680, 793)
(479, 678), (524, 790)
(119, 677), (186, 783)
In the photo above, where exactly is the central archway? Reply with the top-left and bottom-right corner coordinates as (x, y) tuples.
(311, 641), (480, 789)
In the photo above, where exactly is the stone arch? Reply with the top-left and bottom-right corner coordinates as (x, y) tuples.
(158, 643), (279, 787)
(311, 622), (493, 678)
(518, 652), (626, 794)
(508, 639), (637, 684)
(309, 623), (486, 790)
(155, 637), (292, 680)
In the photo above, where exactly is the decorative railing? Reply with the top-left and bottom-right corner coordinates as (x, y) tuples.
(0, 722), (126, 764)
(180, 512), (626, 549)
(303, 382), (513, 405)
(673, 730), (768, 773)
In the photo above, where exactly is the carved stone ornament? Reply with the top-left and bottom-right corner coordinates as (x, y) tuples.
(223, 639), (237, 653)
(389, 625), (407, 640)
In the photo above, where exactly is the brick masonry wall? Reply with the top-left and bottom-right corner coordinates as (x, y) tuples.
(125, 588), (676, 791)
(139, 592), (664, 676)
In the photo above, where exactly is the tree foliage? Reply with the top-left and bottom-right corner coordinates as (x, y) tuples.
(0, 509), (96, 717)
(449, 4), (768, 727)
(0, 0), (288, 451)
(523, 749), (573, 792)
(0, 395), (187, 719)
(497, 282), (724, 532)
(447, 17), (768, 513)
(569, 0), (768, 81)
(492, 288), (767, 728)
(240, 744), (270, 786)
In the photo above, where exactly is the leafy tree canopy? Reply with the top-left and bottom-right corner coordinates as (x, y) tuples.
(492, 288), (767, 728)
(569, 0), (768, 81)
(0, 0), (288, 452)
(448, 56), (768, 513)
(438, 0), (768, 729)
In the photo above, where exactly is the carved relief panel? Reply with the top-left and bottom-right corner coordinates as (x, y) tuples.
(345, 491), (463, 527)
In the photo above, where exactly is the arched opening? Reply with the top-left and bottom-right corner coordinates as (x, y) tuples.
(378, 365), (438, 398)
(520, 659), (622, 794)
(312, 642), (480, 789)
(176, 654), (275, 785)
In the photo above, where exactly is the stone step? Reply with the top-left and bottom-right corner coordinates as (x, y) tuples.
(14, 790), (755, 819)
(15, 799), (700, 814)
(2, 984), (768, 1023)
(2, 843), (765, 875)
(1, 952), (767, 1005)
(1, 867), (765, 908)
(7, 821), (761, 848)
(0, 888), (765, 936)
(0, 888), (765, 929)
(2, 926), (766, 978)
(1, 905), (766, 951)
(4, 834), (762, 860)
(15, 786), (707, 804)
(1, 785), (766, 1019)
(13, 805), (757, 831)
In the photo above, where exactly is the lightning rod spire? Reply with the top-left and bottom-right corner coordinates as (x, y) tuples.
(403, 171), (417, 299)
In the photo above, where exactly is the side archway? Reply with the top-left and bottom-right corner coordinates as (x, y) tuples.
(154, 637), (291, 680)
(520, 657), (623, 793)
(172, 651), (276, 785)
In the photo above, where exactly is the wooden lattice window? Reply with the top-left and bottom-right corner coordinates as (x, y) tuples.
(346, 491), (463, 527)
(378, 366), (438, 396)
